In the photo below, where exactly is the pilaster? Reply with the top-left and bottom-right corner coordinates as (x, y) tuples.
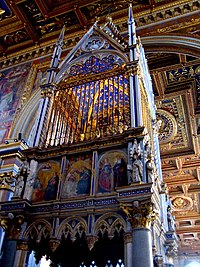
(14, 240), (29, 267)
(124, 231), (132, 267)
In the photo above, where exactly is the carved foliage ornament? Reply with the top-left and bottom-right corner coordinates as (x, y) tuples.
(0, 172), (15, 191)
(156, 109), (177, 144)
(171, 196), (193, 211)
(0, 214), (25, 239)
(120, 201), (158, 229)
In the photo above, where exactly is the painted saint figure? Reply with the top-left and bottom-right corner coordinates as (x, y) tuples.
(76, 167), (91, 195)
(113, 158), (128, 188)
(32, 178), (43, 201)
(98, 158), (113, 192)
(64, 170), (79, 196)
(43, 172), (59, 201)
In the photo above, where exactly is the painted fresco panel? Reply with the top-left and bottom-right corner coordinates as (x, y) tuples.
(0, 63), (31, 143)
(61, 154), (92, 199)
(97, 150), (128, 193)
(32, 160), (60, 202)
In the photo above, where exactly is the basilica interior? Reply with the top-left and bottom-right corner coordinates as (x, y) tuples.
(0, 0), (200, 267)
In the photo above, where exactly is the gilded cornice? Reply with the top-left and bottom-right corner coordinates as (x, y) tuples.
(59, 65), (126, 88)
(23, 127), (145, 160)
(0, 141), (28, 152)
(148, 16), (200, 35)
(0, 19), (23, 36)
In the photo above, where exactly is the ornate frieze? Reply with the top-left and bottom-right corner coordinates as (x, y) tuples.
(166, 64), (200, 107)
(171, 196), (193, 211)
(156, 96), (189, 153)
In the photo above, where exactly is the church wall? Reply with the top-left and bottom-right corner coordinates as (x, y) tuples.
(0, 60), (50, 145)
(0, 63), (31, 143)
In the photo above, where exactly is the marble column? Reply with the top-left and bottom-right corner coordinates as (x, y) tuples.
(132, 228), (153, 267)
(0, 172), (15, 202)
(13, 241), (29, 267)
(0, 215), (25, 267)
(0, 239), (17, 267)
(121, 201), (157, 267)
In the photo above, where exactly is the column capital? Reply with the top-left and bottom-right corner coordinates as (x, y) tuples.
(121, 201), (158, 229)
(125, 62), (139, 76)
(124, 231), (132, 244)
(0, 214), (25, 239)
(0, 172), (15, 191)
(40, 84), (57, 98)
(17, 240), (29, 251)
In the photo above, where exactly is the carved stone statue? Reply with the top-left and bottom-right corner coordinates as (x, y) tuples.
(130, 139), (143, 182)
(146, 153), (156, 183)
(167, 205), (175, 231)
(23, 160), (38, 201)
(14, 174), (25, 198)
(21, 159), (30, 175)
(132, 153), (143, 182)
(13, 159), (30, 198)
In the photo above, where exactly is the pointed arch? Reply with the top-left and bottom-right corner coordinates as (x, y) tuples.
(57, 216), (88, 240)
(23, 219), (51, 241)
(94, 213), (126, 237)
(10, 89), (41, 145)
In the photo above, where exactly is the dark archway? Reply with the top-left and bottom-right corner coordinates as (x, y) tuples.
(90, 231), (124, 267)
(53, 230), (124, 267)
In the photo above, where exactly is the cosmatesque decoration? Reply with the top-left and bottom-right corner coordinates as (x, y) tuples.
(120, 201), (158, 228)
